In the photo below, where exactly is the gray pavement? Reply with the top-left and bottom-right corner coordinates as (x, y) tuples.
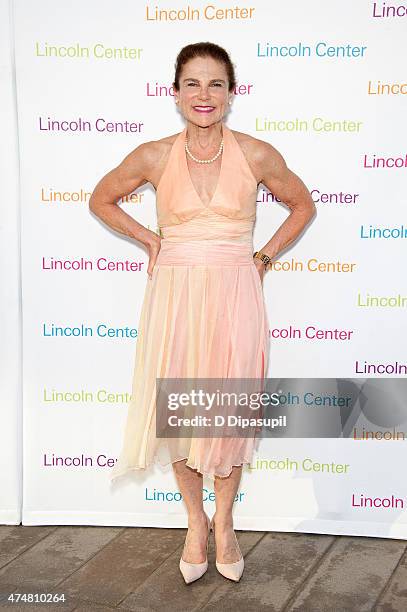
(0, 525), (406, 611)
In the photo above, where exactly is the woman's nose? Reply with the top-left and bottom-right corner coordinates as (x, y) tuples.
(198, 89), (210, 99)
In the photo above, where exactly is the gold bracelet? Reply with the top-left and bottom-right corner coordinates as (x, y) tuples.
(253, 250), (272, 269)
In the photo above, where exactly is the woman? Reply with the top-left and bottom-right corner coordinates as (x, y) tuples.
(89, 42), (316, 584)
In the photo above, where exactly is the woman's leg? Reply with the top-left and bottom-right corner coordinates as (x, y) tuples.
(172, 459), (209, 563)
(213, 466), (243, 563)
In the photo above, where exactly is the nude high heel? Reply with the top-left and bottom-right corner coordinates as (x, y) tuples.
(211, 515), (244, 582)
(179, 513), (211, 584)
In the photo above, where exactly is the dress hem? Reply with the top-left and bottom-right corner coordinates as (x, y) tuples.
(109, 453), (256, 484)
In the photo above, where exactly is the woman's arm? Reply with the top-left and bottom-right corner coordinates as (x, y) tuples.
(251, 139), (316, 277)
(89, 142), (161, 277)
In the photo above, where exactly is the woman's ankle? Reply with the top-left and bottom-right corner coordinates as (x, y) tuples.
(212, 512), (235, 530)
(187, 510), (208, 527)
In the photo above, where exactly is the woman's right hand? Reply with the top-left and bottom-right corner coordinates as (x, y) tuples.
(253, 257), (266, 285)
(146, 232), (161, 279)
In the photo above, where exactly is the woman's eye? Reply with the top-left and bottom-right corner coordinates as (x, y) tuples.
(186, 82), (222, 87)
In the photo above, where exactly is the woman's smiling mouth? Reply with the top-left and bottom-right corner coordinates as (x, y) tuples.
(193, 106), (215, 113)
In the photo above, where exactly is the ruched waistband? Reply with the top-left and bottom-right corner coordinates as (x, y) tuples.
(159, 209), (255, 243)
(156, 239), (255, 266)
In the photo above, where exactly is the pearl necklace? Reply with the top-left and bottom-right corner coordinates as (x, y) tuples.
(185, 136), (224, 164)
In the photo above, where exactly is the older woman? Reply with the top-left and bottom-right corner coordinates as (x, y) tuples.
(89, 42), (315, 584)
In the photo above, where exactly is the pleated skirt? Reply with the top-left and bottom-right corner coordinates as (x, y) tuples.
(110, 230), (270, 482)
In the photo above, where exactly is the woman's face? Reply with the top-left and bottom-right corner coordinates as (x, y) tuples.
(175, 56), (232, 127)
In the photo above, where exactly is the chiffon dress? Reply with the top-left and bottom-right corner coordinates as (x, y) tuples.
(110, 122), (270, 482)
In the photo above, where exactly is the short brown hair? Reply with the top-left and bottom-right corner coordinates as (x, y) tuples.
(173, 42), (236, 92)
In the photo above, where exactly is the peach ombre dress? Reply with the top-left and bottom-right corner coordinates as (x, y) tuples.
(110, 122), (270, 482)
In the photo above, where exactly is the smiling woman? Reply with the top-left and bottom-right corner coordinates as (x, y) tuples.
(90, 41), (315, 586)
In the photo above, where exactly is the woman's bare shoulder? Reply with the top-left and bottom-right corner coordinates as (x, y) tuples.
(230, 128), (286, 179)
(123, 130), (181, 188)
(145, 130), (181, 156)
(231, 128), (282, 158)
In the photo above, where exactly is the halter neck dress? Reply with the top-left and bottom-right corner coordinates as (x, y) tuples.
(110, 122), (270, 482)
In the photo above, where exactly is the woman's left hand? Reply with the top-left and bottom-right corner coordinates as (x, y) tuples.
(253, 258), (266, 284)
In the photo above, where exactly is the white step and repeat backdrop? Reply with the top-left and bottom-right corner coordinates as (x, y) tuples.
(7, 0), (407, 536)
(0, 0), (22, 525)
